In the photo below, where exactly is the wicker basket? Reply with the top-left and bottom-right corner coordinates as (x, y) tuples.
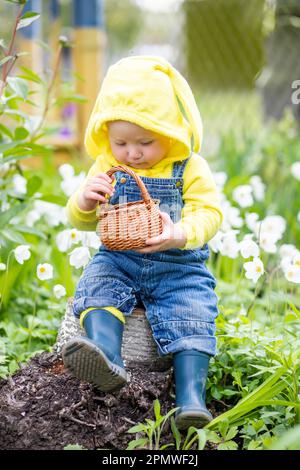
(96, 165), (163, 250)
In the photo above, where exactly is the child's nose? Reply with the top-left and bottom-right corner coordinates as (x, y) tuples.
(127, 146), (141, 159)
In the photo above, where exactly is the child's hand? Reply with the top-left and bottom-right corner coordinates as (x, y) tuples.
(77, 173), (115, 211)
(135, 211), (187, 253)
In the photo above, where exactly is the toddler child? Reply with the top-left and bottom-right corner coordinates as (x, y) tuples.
(62, 55), (223, 430)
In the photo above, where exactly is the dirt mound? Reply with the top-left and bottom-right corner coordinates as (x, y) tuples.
(0, 352), (176, 450)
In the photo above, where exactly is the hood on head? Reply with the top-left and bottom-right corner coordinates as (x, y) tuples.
(84, 55), (203, 163)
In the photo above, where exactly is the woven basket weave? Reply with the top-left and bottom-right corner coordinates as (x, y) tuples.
(96, 166), (163, 250)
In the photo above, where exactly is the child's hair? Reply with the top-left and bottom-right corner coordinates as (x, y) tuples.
(84, 55), (203, 161)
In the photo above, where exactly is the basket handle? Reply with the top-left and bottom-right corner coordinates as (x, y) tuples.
(106, 165), (152, 204)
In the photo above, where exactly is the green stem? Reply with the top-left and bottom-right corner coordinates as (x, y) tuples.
(215, 252), (223, 280)
(27, 284), (38, 352)
(0, 250), (14, 312)
(30, 42), (64, 140)
(0, 4), (25, 98)
(246, 275), (266, 317)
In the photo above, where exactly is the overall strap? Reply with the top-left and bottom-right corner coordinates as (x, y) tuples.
(172, 153), (192, 178)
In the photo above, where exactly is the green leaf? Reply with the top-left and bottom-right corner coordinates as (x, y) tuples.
(127, 423), (147, 434)
(0, 202), (27, 229)
(35, 39), (52, 53)
(3, 143), (51, 159)
(7, 77), (29, 100)
(2, 154), (36, 165)
(184, 427), (207, 451)
(170, 416), (181, 451)
(0, 123), (13, 139)
(14, 225), (47, 240)
(218, 441), (238, 450)
(4, 109), (28, 120)
(226, 426), (239, 441)
(0, 56), (14, 67)
(153, 399), (161, 422)
(126, 438), (148, 450)
(37, 194), (66, 206)
(14, 127), (29, 140)
(211, 385), (222, 400)
(63, 444), (86, 450)
(0, 141), (22, 153)
(286, 301), (300, 318)
(160, 443), (175, 450)
(18, 66), (45, 85)
(2, 228), (26, 244)
(222, 389), (239, 397)
(26, 175), (42, 197)
(17, 12), (41, 31)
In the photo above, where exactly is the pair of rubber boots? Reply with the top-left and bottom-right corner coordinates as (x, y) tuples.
(62, 309), (212, 429)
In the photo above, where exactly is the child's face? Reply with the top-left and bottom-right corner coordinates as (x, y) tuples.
(107, 121), (171, 169)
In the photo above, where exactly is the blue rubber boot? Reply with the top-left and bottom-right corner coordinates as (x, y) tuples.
(173, 349), (213, 430)
(62, 309), (127, 392)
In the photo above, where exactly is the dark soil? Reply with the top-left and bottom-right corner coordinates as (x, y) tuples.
(0, 352), (219, 450)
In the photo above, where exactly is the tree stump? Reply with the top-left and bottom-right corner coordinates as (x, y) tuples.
(54, 297), (172, 371)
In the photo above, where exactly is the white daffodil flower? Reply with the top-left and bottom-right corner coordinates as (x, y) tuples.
(81, 232), (101, 249)
(12, 174), (27, 195)
(37, 263), (53, 280)
(56, 229), (83, 252)
(208, 231), (224, 253)
(53, 284), (66, 299)
(220, 200), (243, 231)
(60, 172), (86, 197)
(14, 245), (31, 264)
(239, 238), (260, 259)
(279, 244), (298, 259)
(291, 161), (300, 180)
(0, 263), (6, 271)
(249, 175), (266, 201)
(58, 163), (75, 180)
(220, 230), (240, 258)
(33, 200), (67, 227)
(232, 185), (254, 208)
(213, 171), (227, 190)
(245, 212), (260, 232)
(243, 257), (264, 283)
(259, 215), (286, 241)
(284, 264), (300, 284)
(292, 253), (300, 268)
(25, 209), (41, 227)
(69, 246), (91, 269)
(258, 232), (278, 253)
(280, 256), (293, 272)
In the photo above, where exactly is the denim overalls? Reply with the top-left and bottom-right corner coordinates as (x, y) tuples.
(73, 157), (219, 357)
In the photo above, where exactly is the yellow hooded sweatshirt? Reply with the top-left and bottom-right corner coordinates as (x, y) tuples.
(66, 55), (223, 250)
